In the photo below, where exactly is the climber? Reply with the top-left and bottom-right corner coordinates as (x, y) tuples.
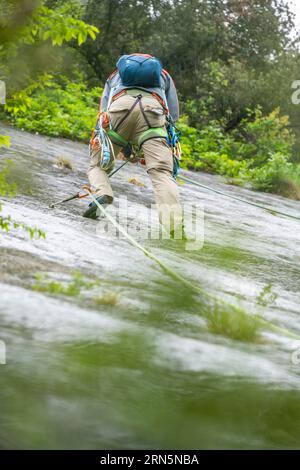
(83, 53), (182, 235)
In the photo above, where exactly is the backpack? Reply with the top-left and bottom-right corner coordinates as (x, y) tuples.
(116, 54), (163, 88)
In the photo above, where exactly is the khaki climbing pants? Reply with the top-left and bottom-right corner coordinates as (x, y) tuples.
(88, 92), (182, 231)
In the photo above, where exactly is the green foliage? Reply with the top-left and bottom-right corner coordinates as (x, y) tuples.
(80, 0), (300, 162)
(33, 271), (101, 297)
(229, 109), (294, 167)
(0, 0), (39, 45)
(0, 131), (46, 239)
(0, 210), (46, 239)
(0, 162), (17, 198)
(257, 284), (278, 308)
(32, 271), (120, 306)
(0, 0), (100, 238)
(241, 153), (291, 192)
(0, 0), (99, 95)
(178, 107), (299, 196)
(1, 1), (99, 48)
(235, 110), (298, 193)
(0, 135), (11, 148)
(83, 0), (294, 92)
(178, 117), (248, 178)
(20, 5), (99, 47)
(207, 304), (262, 342)
(5, 75), (102, 141)
(93, 292), (119, 306)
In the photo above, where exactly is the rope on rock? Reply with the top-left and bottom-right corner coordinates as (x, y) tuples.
(88, 190), (300, 342)
(178, 175), (300, 221)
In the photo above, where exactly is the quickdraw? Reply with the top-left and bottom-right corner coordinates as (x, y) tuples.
(166, 116), (182, 179)
(90, 113), (115, 171)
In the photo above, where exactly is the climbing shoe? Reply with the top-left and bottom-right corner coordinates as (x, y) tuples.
(83, 195), (113, 220)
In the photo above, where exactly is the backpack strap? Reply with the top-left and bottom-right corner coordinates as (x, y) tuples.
(111, 90), (126, 102)
(138, 99), (152, 128)
(108, 69), (118, 80)
(129, 53), (153, 58)
(114, 95), (143, 132)
(151, 92), (169, 115)
(106, 92), (169, 152)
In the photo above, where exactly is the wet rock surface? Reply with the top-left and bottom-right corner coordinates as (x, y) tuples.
(1, 124), (300, 449)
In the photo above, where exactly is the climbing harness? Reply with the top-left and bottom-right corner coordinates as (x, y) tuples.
(107, 94), (144, 148)
(105, 90), (181, 179)
(107, 92), (169, 150)
(92, 91), (169, 173)
(178, 174), (300, 222)
(100, 54), (182, 178)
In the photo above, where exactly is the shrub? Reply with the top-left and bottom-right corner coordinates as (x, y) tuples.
(178, 108), (299, 197)
(178, 117), (247, 177)
(5, 74), (102, 141)
(228, 108), (295, 167)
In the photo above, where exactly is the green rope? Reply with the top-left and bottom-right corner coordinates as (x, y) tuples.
(178, 175), (300, 221)
(88, 191), (300, 341)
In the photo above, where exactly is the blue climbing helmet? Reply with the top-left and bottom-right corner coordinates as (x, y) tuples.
(117, 53), (163, 88)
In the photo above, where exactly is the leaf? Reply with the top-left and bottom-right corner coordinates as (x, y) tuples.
(89, 30), (96, 40)
(77, 30), (87, 46)
(0, 136), (10, 148)
(77, 32), (84, 46)
(42, 30), (52, 41)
